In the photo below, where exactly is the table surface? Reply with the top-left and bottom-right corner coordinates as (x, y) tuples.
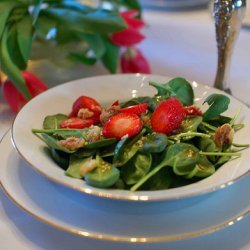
(1, 6), (250, 250)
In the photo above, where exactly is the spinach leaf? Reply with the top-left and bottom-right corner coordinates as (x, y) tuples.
(167, 77), (194, 106)
(164, 143), (200, 168)
(202, 94), (230, 121)
(149, 78), (194, 106)
(84, 155), (120, 188)
(122, 152), (152, 185)
(85, 138), (116, 149)
(50, 148), (70, 170)
(197, 137), (219, 162)
(43, 114), (68, 129)
(121, 96), (156, 112)
(185, 155), (215, 179)
(142, 168), (172, 190)
(74, 148), (96, 158)
(41, 133), (76, 153)
(180, 116), (202, 140)
(173, 163), (196, 176)
(113, 129), (145, 166)
(66, 155), (92, 179)
(131, 143), (200, 191)
(141, 133), (168, 153)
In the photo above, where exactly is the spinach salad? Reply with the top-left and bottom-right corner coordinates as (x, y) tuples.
(32, 77), (249, 191)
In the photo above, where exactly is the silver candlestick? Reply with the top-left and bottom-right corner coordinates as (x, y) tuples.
(213, 0), (246, 93)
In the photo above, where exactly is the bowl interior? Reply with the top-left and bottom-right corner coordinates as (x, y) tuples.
(12, 74), (250, 201)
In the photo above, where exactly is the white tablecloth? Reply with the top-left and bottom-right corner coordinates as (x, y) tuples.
(1, 6), (250, 250)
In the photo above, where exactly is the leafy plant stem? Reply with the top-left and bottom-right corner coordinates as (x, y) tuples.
(230, 106), (242, 126)
(32, 128), (78, 134)
(233, 123), (244, 131)
(170, 132), (211, 140)
(201, 122), (217, 131)
(130, 163), (165, 191)
(200, 151), (241, 157)
(232, 143), (249, 148)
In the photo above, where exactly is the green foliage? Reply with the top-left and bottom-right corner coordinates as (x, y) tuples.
(43, 114), (68, 129)
(202, 94), (230, 121)
(149, 77), (194, 106)
(121, 152), (152, 185)
(0, 0), (140, 97)
(84, 155), (120, 188)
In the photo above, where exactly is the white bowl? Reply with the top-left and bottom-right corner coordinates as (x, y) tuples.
(12, 74), (250, 201)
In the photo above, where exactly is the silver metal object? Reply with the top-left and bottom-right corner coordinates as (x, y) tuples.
(213, 0), (246, 93)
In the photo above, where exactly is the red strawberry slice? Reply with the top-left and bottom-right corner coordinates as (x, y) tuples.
(60, 117), (94, 129)
(121, 103), (148, 116)
(184, 106), (202, 116)
(151, 98), (184, 134)
(102, 113), (142, 140)
(69, 96), (101, 123)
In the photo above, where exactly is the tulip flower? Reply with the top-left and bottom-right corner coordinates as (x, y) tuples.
(110, 10), (145, 47)
(3, 71), (48, 113)
(121, 47), (151, 73)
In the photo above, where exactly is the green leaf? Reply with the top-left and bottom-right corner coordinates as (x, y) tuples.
(7, 24), (26, 70)
(197, 137), (219, 162)
(0, 29), (31, 99)
(167, 77), (194, 106)
(122, 152), (152, 185)
(101, 36), (119, 73)
(35, 14), (57, 38)
(16, 15), (33, 64)
(66, 155), (92, 179)
(122, 0), (142, 14)
(202, 94), (230, 121)
(141, 133), (168, 153)
(50, 148), (70, 170)
(41, 133), (76, 153)
(84, 155), (120, 188)
(165, 143), (200, 168)
(0, 2), (17, 39)
(69, 51), (97, 65)
(82, 33), (105, 59)
(149, 78), (194, 106)
(180, 116), (202, 140)
(43, 114), (68, 130)
(185, 155), (215, 179)
(142, 168), (172, 190)
(43, 8), (126, 34)
(85, 138), (117, 149)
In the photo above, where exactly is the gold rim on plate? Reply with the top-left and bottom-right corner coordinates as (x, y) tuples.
(1, 130), (250, 243)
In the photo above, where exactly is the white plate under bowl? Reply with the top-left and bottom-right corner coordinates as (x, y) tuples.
(1, 131), (250, 242)
(12, 74), (250, 201)
(141, 0), (211, 10)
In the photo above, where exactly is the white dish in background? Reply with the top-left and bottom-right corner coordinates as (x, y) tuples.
(1, 132), (250, 242)
(11, 74), (250, 201)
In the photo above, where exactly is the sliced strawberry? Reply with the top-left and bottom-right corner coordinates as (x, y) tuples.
(121, 103), (148, 116)
(151, 98), (184, 134)
(69, 96), (102, 123)
(60, 117), (94, 129)
(102, 113), (142, 140)
(184, 106), (202, 116)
